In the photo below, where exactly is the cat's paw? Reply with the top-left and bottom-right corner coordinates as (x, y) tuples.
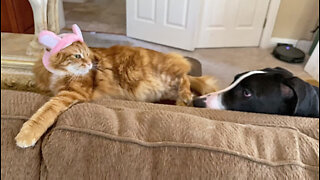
(176, 96), (193, 106)
(176, 100), (188, 106)
(176, 91), (193, 106)
(15, 124), (40, 148)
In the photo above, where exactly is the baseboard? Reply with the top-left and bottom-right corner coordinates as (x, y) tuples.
(270, 37), (298, 47)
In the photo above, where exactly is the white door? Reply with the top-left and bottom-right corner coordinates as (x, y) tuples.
(197, 0), (270, 48)
(126, 0), (201, 51)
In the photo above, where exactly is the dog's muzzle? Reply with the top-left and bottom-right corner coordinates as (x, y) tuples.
(193, 93), (226, 110)
(192, 97), (207, 108)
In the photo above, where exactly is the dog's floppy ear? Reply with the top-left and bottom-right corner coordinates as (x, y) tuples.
(280, 83), (295, 99)
(274, 67), (293, 76)
(284, 77), (319, 117)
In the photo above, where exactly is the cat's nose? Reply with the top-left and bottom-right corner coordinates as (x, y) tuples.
(87, 63), (93, 69)
(81, 63), (92, 69)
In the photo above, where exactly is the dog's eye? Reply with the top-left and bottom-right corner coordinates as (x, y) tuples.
(74, 54), (82, 59)
(243, 89), (252, 98)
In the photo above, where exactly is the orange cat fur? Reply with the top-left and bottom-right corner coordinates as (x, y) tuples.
(15, 42), (217, 148)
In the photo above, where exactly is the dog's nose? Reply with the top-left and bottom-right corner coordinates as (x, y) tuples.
(192, 97), (207, 108)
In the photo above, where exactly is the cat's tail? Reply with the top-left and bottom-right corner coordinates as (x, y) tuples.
(188, 75), (218, 96)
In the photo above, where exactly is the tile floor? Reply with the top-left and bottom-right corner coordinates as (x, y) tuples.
(63, 0), (126, 34)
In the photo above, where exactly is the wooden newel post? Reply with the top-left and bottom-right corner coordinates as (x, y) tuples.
(26, 0), (60, 56)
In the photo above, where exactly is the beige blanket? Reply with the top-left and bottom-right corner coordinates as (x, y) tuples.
(1, 90), (319, 179)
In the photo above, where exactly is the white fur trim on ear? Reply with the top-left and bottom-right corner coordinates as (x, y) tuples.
(38, 31), (61, 49)
(72, 24), (83, 41)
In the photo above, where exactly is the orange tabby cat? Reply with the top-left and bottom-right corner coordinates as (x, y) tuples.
(15, 42), (217, 148)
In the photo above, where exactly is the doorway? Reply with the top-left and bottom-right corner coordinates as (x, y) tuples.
(63, 0), (126, 35)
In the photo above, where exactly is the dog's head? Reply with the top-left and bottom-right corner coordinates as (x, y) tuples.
(193, 67), (319, 118)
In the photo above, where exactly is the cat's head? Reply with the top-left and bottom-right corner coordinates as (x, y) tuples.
(38, 24), (94, 76)
(47, 41), (94, 76)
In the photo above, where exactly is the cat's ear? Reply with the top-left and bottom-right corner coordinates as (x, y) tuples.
(72, 24), (84, 41)
(38, 31), (61, 49)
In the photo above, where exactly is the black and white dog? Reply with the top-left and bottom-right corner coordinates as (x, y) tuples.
(193, 67), (319, 118)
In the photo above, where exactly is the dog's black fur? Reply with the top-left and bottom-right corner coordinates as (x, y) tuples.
(194, 67), (319, 118)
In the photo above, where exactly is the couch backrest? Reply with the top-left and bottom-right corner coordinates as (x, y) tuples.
(1, 90), (319, 179)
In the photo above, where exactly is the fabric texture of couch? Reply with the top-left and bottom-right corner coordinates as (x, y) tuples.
(1, 90), (319, 179)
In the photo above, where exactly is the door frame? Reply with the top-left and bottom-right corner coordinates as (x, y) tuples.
(259, 0), (281, 48)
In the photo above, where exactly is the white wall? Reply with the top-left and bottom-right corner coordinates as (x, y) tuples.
(304, 42), (319, 81)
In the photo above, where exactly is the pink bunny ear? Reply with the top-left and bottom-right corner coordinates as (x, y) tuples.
(38, 31), (61, 49)
(72, 24), (84, 41)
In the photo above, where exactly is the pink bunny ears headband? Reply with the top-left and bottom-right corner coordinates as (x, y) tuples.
(38, 24), (84, 73)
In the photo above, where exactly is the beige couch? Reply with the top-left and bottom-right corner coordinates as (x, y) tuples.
(1, 90), (319, 179)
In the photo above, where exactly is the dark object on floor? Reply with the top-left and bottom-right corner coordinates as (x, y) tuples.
(185, 56), (202, 77)
(272, 43), (305, 63)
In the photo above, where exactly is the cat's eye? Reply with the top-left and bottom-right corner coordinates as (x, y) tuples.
(74, 54), (82, 59)
(243, 89), (252, 98)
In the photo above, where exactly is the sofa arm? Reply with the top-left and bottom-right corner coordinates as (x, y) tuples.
(1, 90), (49, 180)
